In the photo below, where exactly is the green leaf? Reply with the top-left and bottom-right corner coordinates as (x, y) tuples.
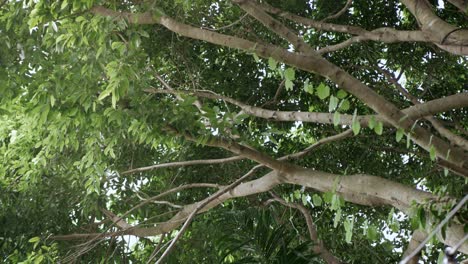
(352, 110), (361, 135)
(61, 0), (69, 10)
(333, 209), (341, 228)
(368, 116), (376, 129)
(284, 68), (295, 81)
(302, 195), (308, 206)
(98, 88), (113, 101)
(323, 192), (333, 203)
(339, 99), (350, 111)
(367, 226), (379, 241)
(293, 190), (301, 200)
(34, 255), (44, 264)
(328, 95), (338, 112)
(331, 194), (342, 211)
(444, 168), (449, 176)
(50, 95), (56, 107)
(406, 133), (411, 148)
(344, 216), (354, 244)
(333, 112), (341, 126)
(312, 194), (322, 206)
(352, 121), (360, 135)
(28, 237), (40, 243)
(316, 83), (330, 100)
(285, 79), (294, 91)
(252, 53), (260, 62)
(336, 89), (348, 99)
(437, 251), (445, 264)
(374, 121), (383, 135)
(396, 128), (404, 142)
(304, 83), (314, 94)
(430, 145), (436, 161)
(111, 93), (117, 109)
(268, 57), (277, 70)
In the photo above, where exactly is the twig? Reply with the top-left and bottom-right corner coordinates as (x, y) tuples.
(322, 0), (352, 22)
(121, 156), (243, 175)
(280, 129), (353, 161)
(202, 13), (249, 31)
(262, 80), (285, 107)
(146, 233), (167, 264)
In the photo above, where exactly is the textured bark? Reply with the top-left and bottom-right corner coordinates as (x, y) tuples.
(52, 169), (468, 254)
(257, 1), (467, 55)
(91, 5), (468, 171)
(85, 6), (468, 254)
(401, 230), (426, 264)
(400, 0), (468, 45)
(150, 89), (468, 129)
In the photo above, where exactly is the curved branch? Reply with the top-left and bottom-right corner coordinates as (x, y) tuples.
(379, 67), (468, 151)
(54, 169), (467, 254)
(166, 126), (297, 173)
(233, 0), (315, 54)
(400, 0), (468, 45)
(322, 0), (353, 22)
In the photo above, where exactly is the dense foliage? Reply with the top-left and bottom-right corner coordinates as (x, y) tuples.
(0, 0), (467, 263)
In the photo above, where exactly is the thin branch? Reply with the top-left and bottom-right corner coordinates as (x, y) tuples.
(378, 66), (468, 152)
(147, 88), (468, 127)
(165, 125), (297, 173)
(233, 0), (316, 54)
(155, 164), (264, 263)
(268, 192), (343, 264)
(318, 37), (359, 54)
(146, 233), (167, 264)
(135, 193), (183, 209)
(262, 80), (285, 107)
(280, 129), (353, 161)
(322, 0), (353, 22)
(152, 129), (354, 262)
(91, 5), (468, 167)
(399, 194), (468, 264)
(202, 13), (249, 31)
(121, 156), (243, 175)
(100, 208), (131, 230)
(256, 1), (438, 43)
(125, 183), (222, 217)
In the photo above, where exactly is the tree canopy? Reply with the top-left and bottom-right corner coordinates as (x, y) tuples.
(1, 0), (467, 263)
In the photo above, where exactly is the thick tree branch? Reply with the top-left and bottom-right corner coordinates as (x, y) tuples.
(257, 1), (467, 54)
(54, 169), (467, 254)
(400, 0), (468, 45)
(379, 67), (468, 151)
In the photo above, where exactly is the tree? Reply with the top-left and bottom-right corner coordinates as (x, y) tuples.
(0, 0), (467, 263)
